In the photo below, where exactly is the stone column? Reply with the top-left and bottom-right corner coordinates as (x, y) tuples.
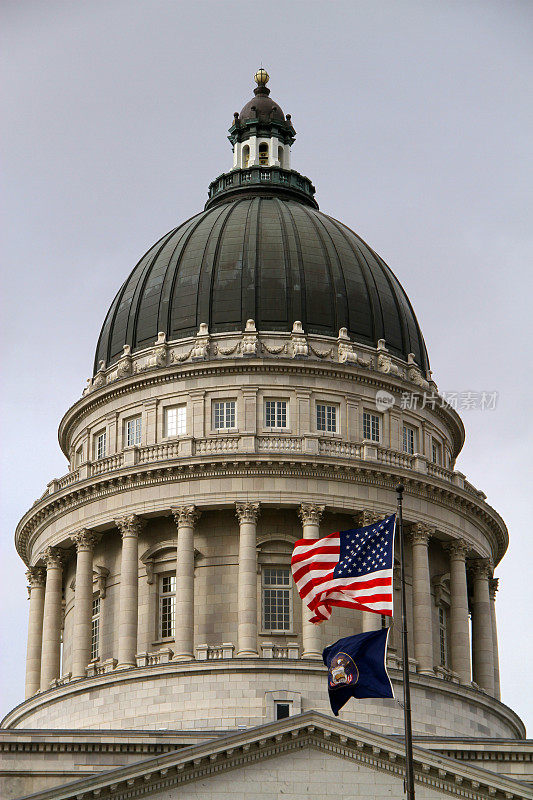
(489, 577), (501, 700)
(235, 503), (260, 657)
(360, 510), (383, 633)
(471, 559), (495, 695)
(446, 539), (471, 684)
(40, 547), (65, 691)
(25, 566), (46, 698)
(299, 504), (325, 658)
(409, 524), (434, 675)
(115, 515), (144, 668)
(71, 530), (99, 679)
(172, 506), (200, 661)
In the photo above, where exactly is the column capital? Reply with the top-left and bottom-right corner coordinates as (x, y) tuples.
(445, 538), (469, 562)
(172, 505), (201, 527)
(235, 502), (260, 523)
(489, 577), (499, 600)
(470, 558), (493, 581)
(298, 503), (325, 525)
(26, 566), (46, 589)
(115, 514), (145, 538)
(42, 547), (66, 569)
(70, 529), (100, 551)
(359, 509), (384, 527)
(407, 523), (431, 547)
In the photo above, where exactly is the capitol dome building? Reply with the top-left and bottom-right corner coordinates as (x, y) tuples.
(2, 71), (532, 800)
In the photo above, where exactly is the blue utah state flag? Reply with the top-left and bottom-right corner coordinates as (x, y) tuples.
(322, 628), (394, 716)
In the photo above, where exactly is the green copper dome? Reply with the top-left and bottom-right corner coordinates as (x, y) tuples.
(94, 191), (429, 374)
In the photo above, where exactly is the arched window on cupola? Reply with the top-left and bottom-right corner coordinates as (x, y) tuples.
(278, 146), (284, 168)
(259, 142), (269, 165)
(242, 144), (250, 169)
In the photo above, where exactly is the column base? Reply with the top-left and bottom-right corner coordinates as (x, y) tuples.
(302, 651), (323, 660)
(115, 662), (135, 670)
(172, 654), (195, 662)
(237, 650), (258, 658)
(418, 668), (436, 677)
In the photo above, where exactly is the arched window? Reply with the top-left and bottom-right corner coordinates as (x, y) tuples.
(242, 144), (250, 169)
(259, 142), (269, 165)
(278, 146), (284, 168)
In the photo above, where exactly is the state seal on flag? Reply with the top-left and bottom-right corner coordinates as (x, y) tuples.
(328, 652), (359, 689)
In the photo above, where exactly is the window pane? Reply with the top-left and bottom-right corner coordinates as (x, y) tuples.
(363, 412), (380, 442)
(126, 417), (142, 446)
(265, 401), (287, 428)
(91, 597), (100, 660)
(403, 425), (415, 455)
(96, 431), (106, 460)
(166, 406), (186, 437)
(159, 575), (176, 638)
(213, 401), (235, 430)
(316, 404), (326, 431)
(262, 568), (291, 631)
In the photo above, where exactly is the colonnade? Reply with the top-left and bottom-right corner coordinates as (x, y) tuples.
(24, 505), (501, 702)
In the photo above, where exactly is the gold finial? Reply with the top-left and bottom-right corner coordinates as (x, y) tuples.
(254, 68), (269, 87)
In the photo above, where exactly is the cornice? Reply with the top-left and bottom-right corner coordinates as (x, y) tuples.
(3, 710), (529, 800)
(16, 457), (507, 567)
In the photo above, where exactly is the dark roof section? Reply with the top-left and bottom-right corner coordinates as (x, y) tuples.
(94, 196), (429, 374)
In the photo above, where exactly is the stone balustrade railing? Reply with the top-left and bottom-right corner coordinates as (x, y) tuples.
(135, 648), (174, 667)
(40, 436), (483, 502)
(196, 643), (235, 660)
(261, 642), (300, 659)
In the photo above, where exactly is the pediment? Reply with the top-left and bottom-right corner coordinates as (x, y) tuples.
(15, 711), (533, 800)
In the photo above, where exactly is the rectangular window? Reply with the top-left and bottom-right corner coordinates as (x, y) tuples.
(165, 405), (187, 437)
(402, 424), (416, 455)
(95, 431), (106, 460)
(213, 400), (236, 430)
(75, 446), (83, 467)
(265, 400), (288, 428)
(439, 606), (448, 667)
(159, 575), (176, 639)
(125, 416), (142, 447)
(275, 702), (290, 720)
(316, 403), (337, 433)
(432, 439), (442, 465)
(91, 597), (100, 661)
(262, 567), (291, 632)
(362, 412), (380, 442)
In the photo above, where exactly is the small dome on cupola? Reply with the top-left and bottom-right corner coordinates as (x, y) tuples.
(237, 69), (288, 126)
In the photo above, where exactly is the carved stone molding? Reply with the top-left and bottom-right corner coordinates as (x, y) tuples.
(445, 538), (468, 561)
(469, 558), (493, 581)
(172, 505), (201, 528)
(489, 577), (499, 601)
(408, 523), (431, 547)
(70, 529), (100, 551)
(26, 566), (46, 589)
(42, 546), (66, 569)
(235, 502), (260, 524)
(298, 503), (325, 526)
(114, 514), (145, 538)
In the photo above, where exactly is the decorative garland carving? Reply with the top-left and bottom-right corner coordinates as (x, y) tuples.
(261, 342), (287, 355)
(170, 347), (194, 363)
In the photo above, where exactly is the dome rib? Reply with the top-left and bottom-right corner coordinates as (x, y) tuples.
(94, 195), (430, 374)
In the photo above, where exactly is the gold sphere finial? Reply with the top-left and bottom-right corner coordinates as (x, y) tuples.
(254, 68), (269, 87)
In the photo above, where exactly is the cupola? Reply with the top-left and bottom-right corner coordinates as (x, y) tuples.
(229, 69), (295, 170)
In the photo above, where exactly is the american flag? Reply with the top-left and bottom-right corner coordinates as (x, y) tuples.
(291, 514), (395, 623)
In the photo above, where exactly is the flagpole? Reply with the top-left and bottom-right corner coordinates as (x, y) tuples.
(397, 483), (415, 799)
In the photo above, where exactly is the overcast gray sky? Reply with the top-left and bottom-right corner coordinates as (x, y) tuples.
(1, 0), (532, 731)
